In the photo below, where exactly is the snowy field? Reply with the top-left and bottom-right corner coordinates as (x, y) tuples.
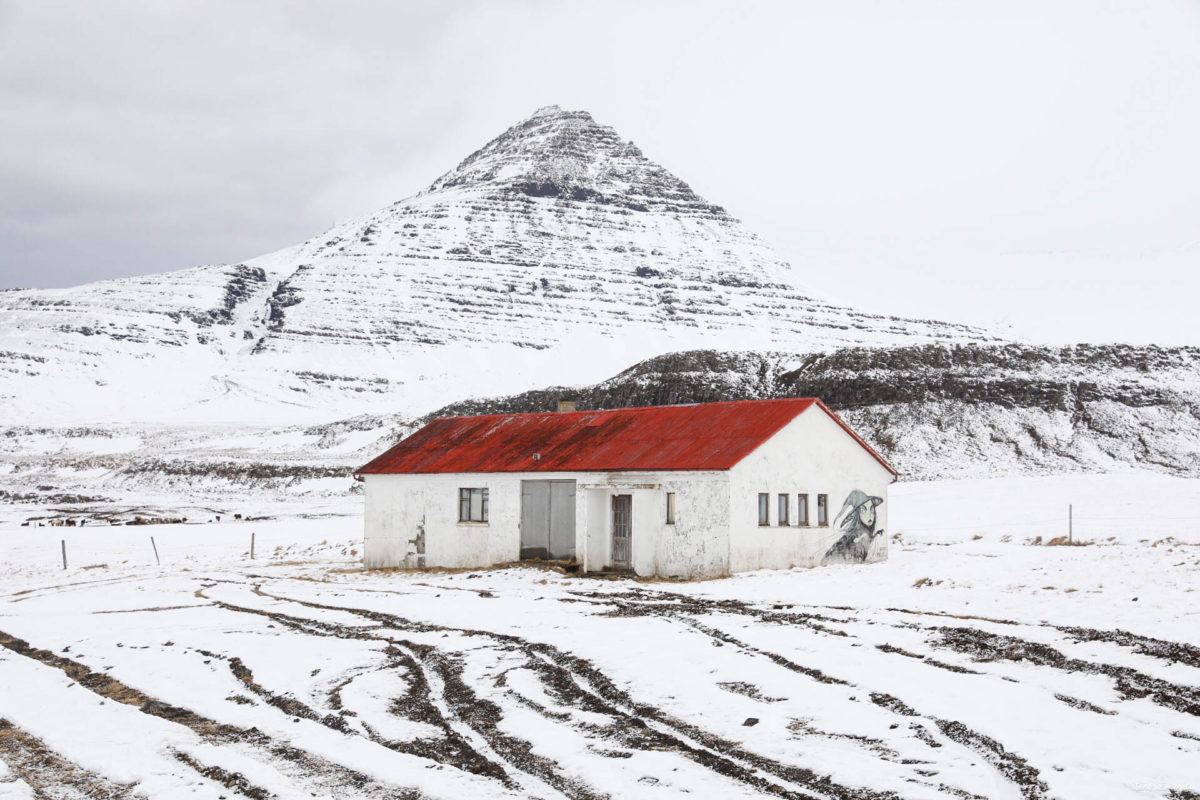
(1, 474), (1198, 799)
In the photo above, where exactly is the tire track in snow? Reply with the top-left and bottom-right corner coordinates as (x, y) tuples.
(874, 605), (1200, 676)
(0, 627), (431, 799)
(200, 585), (620, 799)
(193, 589), (527, 791)
(5, 575), (144, 603)
(238, 580), (903, 800)
(636, 592), (1200, 797)
(1054, 626), (1200, 670)
(171, 750), (275, 800)
(929, 626), (1200, 717)
(358, 579), (1155, 799)
(562, 587), (1055, 800)
(0, 717), (138, 800)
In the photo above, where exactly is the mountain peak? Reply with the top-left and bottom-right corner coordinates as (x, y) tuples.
(422, 107), (726, 215)
(528, 104), (574, 119)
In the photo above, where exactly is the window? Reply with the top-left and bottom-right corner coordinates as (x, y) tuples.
(777, 494), (789, 526)
(665, 492), (676, 525)
(757, 493), (769, 526)
(817, 493), (828, 526)
(797, 494), (809, 526)
(458, 488), (489, 522)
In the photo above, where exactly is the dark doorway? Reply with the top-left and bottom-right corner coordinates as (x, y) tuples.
(520, 480), (576, 560)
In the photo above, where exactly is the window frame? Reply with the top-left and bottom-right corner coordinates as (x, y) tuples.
(817, 493), (828, 527)
(777, 493), (789, 526)
(665, 491), (676, 525)
(458, 487), (489, 523)
(797, 493), (809, 527)
(757, 493), (770, 526)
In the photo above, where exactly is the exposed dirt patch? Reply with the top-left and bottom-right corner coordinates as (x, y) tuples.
(1053, 693), (1116, 715)
(1057, 626), (1200, 670)
(172, 750), (273, 799)
(932, 626), (1200, 716)
(93, 604), (210, 615)
(867, 692), (1048, 796)
(869, 692), (918, 717)
(677, 616), (851, 686)
(718, 681), (787, 702)
(226, 655), (353, 732)
(572, 587), (852, 637)
(787, 718), (899, 760)
(933, 720), (1048, 800)
(874, 643), (982, 675)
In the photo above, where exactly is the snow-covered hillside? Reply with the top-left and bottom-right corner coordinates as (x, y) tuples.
(0, 106), (997, 427)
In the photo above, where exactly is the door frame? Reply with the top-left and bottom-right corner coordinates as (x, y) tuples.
(610, 493), (633, 571)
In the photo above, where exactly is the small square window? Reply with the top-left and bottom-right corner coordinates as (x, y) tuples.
(797, 494), (809, 526)
(458, 488), (489, 522)
(757, 493), (769, 526)
(817, 493), (828, 527)
(777, 494), (789, 526)
(665, 492), (676, 525)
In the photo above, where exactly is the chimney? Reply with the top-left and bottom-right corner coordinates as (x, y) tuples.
(556, 399), (578, 413)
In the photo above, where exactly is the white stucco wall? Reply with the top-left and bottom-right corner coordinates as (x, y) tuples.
(727, 406), (895, 572)
(363, 469), (731, 578)
(363, 472), (531, 569)
(576, 471), (729, 579)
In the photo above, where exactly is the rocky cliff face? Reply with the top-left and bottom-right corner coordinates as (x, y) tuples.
(431, 344), (1200, 479)
(0, 106), (997, 427)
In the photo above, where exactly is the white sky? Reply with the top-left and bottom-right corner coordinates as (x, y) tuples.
(1, 0), (1198, 345)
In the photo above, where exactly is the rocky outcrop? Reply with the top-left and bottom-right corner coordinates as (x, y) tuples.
(430, 344), (1200, 479)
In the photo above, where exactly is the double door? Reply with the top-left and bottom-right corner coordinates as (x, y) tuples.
(520, 480), (576, 560)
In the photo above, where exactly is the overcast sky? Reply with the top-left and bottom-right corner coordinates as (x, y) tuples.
(2, 1), (1198, 345)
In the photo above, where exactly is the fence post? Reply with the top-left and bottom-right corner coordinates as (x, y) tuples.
(151, 536), (160, 566)
(1069, 504), (1073, 544)
(250, 531), (255, 560)
(61, 539), (67, 570)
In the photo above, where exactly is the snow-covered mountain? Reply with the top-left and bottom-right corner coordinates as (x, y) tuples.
(1, 105), (998, 427)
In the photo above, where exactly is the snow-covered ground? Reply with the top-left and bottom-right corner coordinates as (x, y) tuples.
(1, 474), (1198, 799)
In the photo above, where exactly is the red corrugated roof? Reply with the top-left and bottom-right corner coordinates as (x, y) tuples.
(356, 398), (898, 476)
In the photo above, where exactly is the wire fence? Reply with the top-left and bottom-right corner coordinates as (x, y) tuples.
(2, 519), (361, 574)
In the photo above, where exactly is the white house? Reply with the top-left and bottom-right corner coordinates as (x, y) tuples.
(356, 398), (898, 579)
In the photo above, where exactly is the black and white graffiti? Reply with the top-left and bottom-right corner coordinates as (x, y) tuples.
(822, 489), (884, 564)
